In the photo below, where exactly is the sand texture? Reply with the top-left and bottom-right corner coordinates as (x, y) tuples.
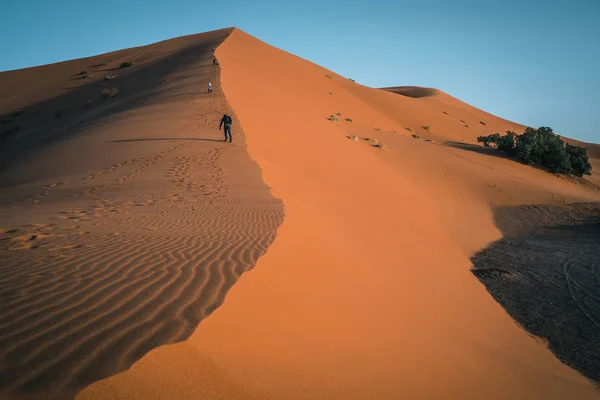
(0, 28), (283, 399)
(1, 27), (600, 400)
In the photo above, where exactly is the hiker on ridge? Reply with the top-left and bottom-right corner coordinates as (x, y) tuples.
(219, 114), (233, 143)
(207, 81), (212, 93)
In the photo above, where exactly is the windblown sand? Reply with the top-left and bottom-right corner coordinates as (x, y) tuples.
(1, 27), (600, 400)
(0, 28), (283, 400)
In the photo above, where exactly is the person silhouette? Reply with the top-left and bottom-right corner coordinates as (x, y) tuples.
(219, 114), (232, 143)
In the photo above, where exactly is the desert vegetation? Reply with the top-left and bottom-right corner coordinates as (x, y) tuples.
(119, 61), (133, 69)
(477, 127), (592, 177)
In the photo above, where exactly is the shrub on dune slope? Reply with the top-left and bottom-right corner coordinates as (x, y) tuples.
(477, 127), (592, 177)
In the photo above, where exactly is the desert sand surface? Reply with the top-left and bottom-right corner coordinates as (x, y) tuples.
(0, 28), (284, 399)
(2, 27), (600, 400)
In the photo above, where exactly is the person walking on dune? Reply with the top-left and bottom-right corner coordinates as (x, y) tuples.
(207, 81), (212, 93)
(219, 114), (233, 143)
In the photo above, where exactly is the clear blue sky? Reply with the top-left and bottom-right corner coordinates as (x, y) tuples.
(2, 0), (599, 143)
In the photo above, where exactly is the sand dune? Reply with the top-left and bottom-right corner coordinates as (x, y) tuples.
(0, 28), (283, 400)
(76, 28), (600, 400)
(2, 26), (600, 400)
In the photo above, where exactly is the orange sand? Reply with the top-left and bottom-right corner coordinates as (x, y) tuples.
(77, 29), (600, 400)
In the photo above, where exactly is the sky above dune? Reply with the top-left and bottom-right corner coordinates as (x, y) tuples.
(2, 0), (599, 143)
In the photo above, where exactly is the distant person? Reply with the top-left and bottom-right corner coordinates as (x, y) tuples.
(207, 81), (212, 93)
(219, 114), (233, 143)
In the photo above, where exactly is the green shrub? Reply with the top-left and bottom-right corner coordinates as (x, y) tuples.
(345, 118), (353, 122)
(412, 134), (420, 139)
(406, 127), (412, 132)
(119, 61), (133, 69)
(566, 143), (592, 177)
(477, 132), (501, 147)
(422, 125), (430, 131)
(336, 112), (342, 116)
(477, 127), (592, 177)
(325, 74), (332, 79)
(479, 121), (486, 126)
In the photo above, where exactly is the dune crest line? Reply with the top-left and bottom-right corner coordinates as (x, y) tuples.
(0, 28), (283, 400)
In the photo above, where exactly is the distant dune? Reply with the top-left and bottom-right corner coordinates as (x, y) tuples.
(1, 27), (599, 400)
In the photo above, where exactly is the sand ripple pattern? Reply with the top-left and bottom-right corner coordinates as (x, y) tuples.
(472, 203), (600, 384)
(0, 49), (284, 399)
(0, 153), (283, 399)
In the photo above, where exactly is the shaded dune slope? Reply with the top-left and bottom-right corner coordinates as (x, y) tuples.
(472, 203), (600, 384)
(0, 29), (283, 400)
(1, 28), (230, 177)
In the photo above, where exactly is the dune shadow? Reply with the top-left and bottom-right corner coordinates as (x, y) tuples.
(380, 86), (440, 98)
(471, 203), (600, 384)
(443, 141), (513, 161)
(111, 138), (224, 143)
(0, 30), (229, 172)
(0, 27), (281, 400)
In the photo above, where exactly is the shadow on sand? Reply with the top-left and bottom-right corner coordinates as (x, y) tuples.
(471, 203), (600, 384)
(443, 141), (512, 161)
(111, 138), (225, 143)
